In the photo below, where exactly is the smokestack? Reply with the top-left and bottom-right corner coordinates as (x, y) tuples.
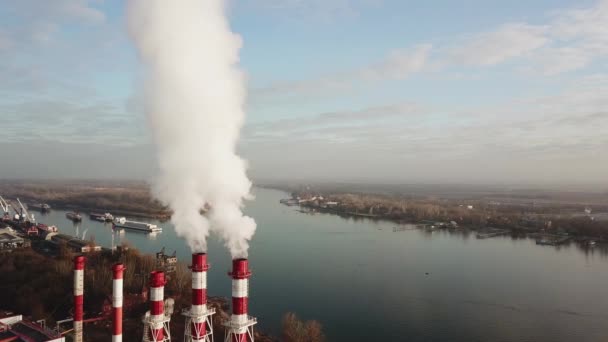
(73, 256), (85, 342)
(143, 271), (168, 342)
(225, 258), (256, 342)
(112, 263), (125, 342)
(184, 253), (215, 341)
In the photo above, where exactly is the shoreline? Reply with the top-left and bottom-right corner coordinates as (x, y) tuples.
(39, 204), (171, 221)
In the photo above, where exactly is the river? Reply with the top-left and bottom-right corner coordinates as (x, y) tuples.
(32, 188), (608, 341)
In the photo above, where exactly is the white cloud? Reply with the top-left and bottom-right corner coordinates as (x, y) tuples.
(445, 1), (608, 73)
(447, 23), (549, 66)
(243, 75), (608, 183)
(3, 0), (105, 48)
(361, 44), (432, 80)
(0, 30), (11, 51)
(242, 0), (381, 20)
(533, 47), (593, 75)
(245, 102), (427, 141)
(254, 0), (608, 103)
(254, 44), (431, 99)
(0, 99), (146, 145)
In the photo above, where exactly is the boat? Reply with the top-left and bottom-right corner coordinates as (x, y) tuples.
(92, 215), (106, 222)
(66, 212), (82, 222)
(90, 212), (114, 222)
(280, 198), (299, 206)
(36, 223), (58, 233)
(28, 203), (51, 212)
(113, 220), (162, 233)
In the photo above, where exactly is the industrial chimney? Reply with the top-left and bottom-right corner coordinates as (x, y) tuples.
(73, 255), (85, 342)
(224, 258), (256, 342)
(183, 253), (215, 342)
(142, 271), (171, 342)
(112, 263), (125, 342)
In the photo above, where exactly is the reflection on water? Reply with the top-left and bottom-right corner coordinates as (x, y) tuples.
(32, 189), (608, 342)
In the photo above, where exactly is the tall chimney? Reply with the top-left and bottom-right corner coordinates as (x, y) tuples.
(112, 263), (125, 342)
(225, 258), (256, 342)
(145, 270), (167, 342)
(73, 256), (85, 342)
(184, 253), (215, 341)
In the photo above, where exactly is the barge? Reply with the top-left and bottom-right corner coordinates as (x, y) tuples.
(112, 220), (162, 233)
(66, 212), (82, 222)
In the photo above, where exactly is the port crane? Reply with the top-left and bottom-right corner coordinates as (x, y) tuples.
(1, 198), (22, 221)
(0, 196), (10, 220)
(17, 198), (35, 224)
(0, 196), (9, 214)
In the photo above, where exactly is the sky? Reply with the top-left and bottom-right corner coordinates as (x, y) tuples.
(1, 0), (607, 186)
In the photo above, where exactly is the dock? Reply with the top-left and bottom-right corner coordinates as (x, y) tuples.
(536, 236), (570, 246)
(476, 228), (510, 239)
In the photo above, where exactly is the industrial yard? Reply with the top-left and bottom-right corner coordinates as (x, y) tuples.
(0, 190), (323, 342)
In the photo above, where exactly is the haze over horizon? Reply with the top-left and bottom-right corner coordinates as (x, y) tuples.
(1, 0), (608, 185)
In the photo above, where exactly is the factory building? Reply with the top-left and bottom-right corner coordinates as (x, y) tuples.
(45, 233), (102, 253)
(0, 314), (64, 342)
(0, 228), (29, 251)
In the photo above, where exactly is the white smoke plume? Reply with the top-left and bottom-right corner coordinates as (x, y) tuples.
(127, 0), (256, 258)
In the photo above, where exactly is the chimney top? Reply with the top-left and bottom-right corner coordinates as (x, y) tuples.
(150, 270), (166, 287)
(229, 258), (251, 279)
(191, 253), (209, 272)
(74, 255), (86, 270)
(112, 263), (125, 278)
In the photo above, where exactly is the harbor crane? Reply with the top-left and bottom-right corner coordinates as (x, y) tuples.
(0, 196), (10, 220)
(0, 196), (9, 214)
(17, 198), (35, 223)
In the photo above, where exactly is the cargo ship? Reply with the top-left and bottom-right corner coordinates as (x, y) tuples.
(28, 203), (51, 212)
(90, 212), (114, 222)
(66, 212), (82, 222)
(112, 220), (162, 233)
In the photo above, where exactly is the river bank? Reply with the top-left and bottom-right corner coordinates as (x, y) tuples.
(0, 180), (170, 220)
(277, 187), (608, 243)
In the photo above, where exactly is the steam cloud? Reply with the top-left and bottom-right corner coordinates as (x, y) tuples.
(127, 0), (256, 258)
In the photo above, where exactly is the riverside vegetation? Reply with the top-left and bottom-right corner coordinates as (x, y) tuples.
(284, 185), (608, 240)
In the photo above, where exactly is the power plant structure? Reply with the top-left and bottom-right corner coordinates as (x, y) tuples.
(142, 270), (172, 342)
(73, 255), (85, 342)
(224, 258), (257, 342)
(63, 253), (257, 341)
(112, 263), (125, 342)
(183, 253), (216, 342)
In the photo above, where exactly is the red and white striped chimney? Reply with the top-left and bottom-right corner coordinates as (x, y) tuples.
(73, 255), (85, 342)
(149, 270), (166, 341)
(112, 263), (125, 342)
(191, 253), (209, 341)
(229, 258), (252, 342)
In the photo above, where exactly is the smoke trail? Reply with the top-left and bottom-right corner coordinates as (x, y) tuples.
(127, 0), (256, 257)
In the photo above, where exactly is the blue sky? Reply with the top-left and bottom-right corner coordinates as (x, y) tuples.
(1, 0), (607, 185)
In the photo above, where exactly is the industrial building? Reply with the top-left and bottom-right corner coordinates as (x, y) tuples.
(0, 314), (64, 342)
(0, 227), (29, 251)
(156, 247), (177, 273)
(45, 233), (102, 253)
